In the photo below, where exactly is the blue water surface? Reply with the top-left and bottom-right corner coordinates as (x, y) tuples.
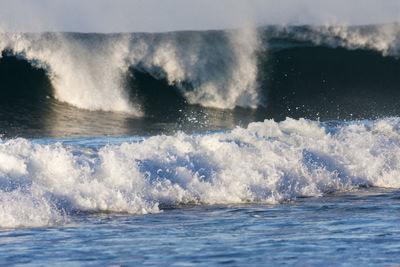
(1, 188), (399, 266)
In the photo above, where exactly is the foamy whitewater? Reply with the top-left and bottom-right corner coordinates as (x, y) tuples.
(1, 24), (400, 266)
(1, 118), (400, 228)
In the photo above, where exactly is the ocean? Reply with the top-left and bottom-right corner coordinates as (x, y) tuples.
(1, 24), (400, 266)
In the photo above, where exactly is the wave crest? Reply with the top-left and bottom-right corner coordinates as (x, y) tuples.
(0, 33), (141, 114)
(0, 28), (262, 112)
(1, 24), (400, 115)
(130, 27), (262, 109)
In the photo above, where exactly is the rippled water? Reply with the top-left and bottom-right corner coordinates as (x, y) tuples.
(1, 189), (399, 266)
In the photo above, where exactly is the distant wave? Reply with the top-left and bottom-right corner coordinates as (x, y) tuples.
(2, 117), (400, 227)
(1, 24), (400, 117)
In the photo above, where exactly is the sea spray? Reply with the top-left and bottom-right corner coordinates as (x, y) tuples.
(0, 32), (140, 114)
(127, 26), (262, 109)
(272, 24), (400, 56)
(0, 28), (263, 112)
(1, 24), (400, 117)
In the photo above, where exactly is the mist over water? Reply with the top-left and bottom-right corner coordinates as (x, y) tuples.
(1, 0), (400, 33)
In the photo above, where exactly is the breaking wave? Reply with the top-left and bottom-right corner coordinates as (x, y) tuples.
(1, 24), (400, 116)
(1, 118), (400, 227)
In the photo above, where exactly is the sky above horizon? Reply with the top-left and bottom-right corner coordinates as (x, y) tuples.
(1, 0), (399, 32)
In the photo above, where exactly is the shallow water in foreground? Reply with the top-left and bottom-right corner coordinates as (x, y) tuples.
(1, 118), (400, 265)
(1, 188), (399, 266)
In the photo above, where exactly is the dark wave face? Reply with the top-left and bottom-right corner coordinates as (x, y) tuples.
(262, 46), (400, 120)
(1, 25), (400, 137)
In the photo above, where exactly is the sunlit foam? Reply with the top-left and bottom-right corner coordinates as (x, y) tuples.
(2, 118), (400, 227)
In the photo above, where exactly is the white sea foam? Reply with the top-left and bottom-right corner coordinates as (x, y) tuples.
(280, 24), (400, 56)
(0, 32), (141, 115)
(0, 28), (262, 111)
(1, 118), (400, 227)
(130, 27), (262, 108)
